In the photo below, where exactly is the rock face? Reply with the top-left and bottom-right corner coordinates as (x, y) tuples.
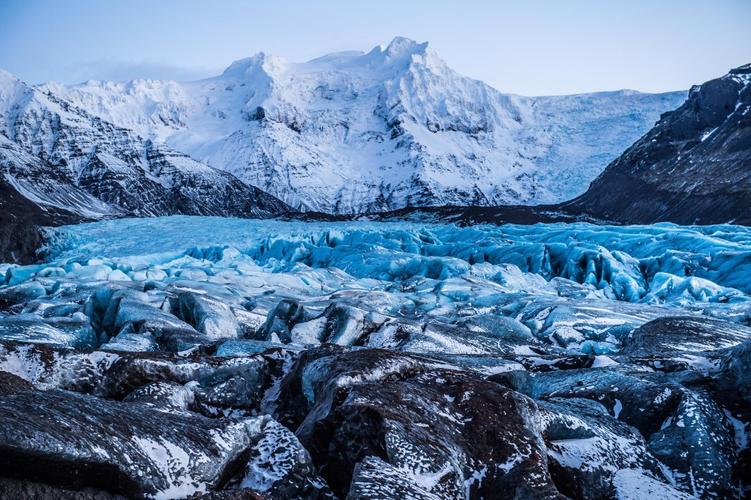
(274, 347), (563, 499)
(568, 64), (751, 224)
(0, 182), (59, 264)
(4, 38), (685, 214)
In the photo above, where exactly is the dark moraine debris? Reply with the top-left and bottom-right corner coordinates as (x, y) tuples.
(94, 349), (290, 416)
(274, 346), (564, 499)
(0, 370), (35, 395)
(539, 397), (669, 499)
(0, 390), (261, 498)
(715, 338), (751, 408)
(297, 204), (593, 226)
(620, 316), (751, 358)
(0, 340), (291, 415)
(528, 367), (740, 498)
(347, 456), (442, 499)
(0, 477), (127, 500)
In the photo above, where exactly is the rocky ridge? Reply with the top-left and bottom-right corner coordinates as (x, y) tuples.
(567, 64), (751, 224)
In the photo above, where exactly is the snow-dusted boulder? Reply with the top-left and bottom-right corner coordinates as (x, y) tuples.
(0, 390), (261, 498)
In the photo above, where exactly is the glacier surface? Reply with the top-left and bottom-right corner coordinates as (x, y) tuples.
(1, 217), (750, 498)
(5, 216), (747, 353)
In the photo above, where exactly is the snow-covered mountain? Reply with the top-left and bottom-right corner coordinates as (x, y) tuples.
(0, 69), (292, 222)
(32, 37), (686, 213)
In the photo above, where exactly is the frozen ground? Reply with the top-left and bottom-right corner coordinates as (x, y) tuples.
(0, 217), (749, 498)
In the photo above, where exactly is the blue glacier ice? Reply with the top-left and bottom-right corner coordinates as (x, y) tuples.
(0, 216), (744, 353)
(38, 217), (751, 296)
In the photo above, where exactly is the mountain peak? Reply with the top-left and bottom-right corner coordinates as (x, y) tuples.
(367, 37), (431, 63)
(220, 38), (435, 81)
(729, 63), (751, 75)
(382, 36), (429, 57)
(727, 63), (751, 86)
(221, 52), (287, 79)
(0, 69), (31, 111)
(358, 37), (440, 73)
(0, 69), (23, 88)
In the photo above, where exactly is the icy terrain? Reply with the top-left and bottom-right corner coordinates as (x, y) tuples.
(0, 217), (750, 498)
(12, 37), (686, 213)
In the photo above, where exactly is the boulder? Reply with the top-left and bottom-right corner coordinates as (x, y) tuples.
(0, 390), (261, 498)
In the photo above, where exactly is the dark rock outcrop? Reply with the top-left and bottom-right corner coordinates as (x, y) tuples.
(0, 477), (126, 500)
(621, 316), (751, 358)
(0, 390), (259, 498)
(274, 347), (564, 499)
(0, 175), (82, 264)
(0, 370), (34, 395)
(567, 64), (751, 224)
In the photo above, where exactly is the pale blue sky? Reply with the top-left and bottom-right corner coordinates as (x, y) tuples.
(1, 0), (749, 95)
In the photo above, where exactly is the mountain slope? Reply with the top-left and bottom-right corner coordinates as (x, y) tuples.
(0, 174), (83, 263)
(0, 70), (292, 221)
(38, 38), (686, 213)
(567, 64), (751, 224)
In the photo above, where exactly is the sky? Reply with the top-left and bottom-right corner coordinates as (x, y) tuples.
(0, 0), (749, 96)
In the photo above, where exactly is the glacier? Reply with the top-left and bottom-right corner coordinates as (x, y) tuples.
(1, 217), (750, 498)
(5, 216), (750, 356)
(36, 217), (751, 304)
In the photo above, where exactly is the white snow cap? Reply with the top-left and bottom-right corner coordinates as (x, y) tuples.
(0, 37), (687, 214)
